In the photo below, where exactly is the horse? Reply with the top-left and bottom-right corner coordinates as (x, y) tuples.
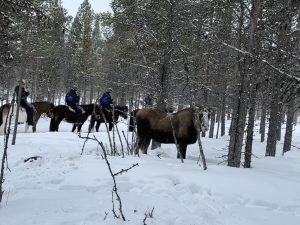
(0, 101), (54, 135)
(50, 104), (96, 132)
(88, 105), (128, 132)
(129, 107), (209, 159)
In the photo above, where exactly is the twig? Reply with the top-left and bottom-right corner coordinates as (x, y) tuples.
(291, 144), (300, 150)
(157, 153), (163, 159)
(103, 211), (109, 221)
(24, 156), (42, 163)
(168, 114), (184, 163)
(113, 119), (124, 158)
(100, 109), (114, 155)
(193, 107), (207, 170)
(122, 130), (131, 155)
(113, 163), (139, 176)
(143, 207), (155, 225)
(0, 95), (16, 204)
(98, 140), (125, 221)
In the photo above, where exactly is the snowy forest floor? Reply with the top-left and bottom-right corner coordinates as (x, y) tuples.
(0, 117), (299, 225)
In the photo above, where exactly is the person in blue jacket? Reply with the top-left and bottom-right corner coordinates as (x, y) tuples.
(65, 86), (82, 120)
(99, 88), (113, 112)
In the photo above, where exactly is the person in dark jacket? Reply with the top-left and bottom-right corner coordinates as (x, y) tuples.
(99, 88), (113, 111)
(144, 94), (153, 108)
(14, 79), (34, 125)
(65, 86), (82, 120)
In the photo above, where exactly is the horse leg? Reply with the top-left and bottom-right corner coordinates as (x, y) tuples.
(95, 121), (100, 132)
(178, 142), (187, 159)
(50, 116), (62, 132)
(32, 117), (39, 133)
(109, 122), (113, 131)
(55, 118), (63, 132)
(32, 124), (36, 132)
(72, 124), (77, 132)
(89, 117), (96, 132)
(50, 118), (56, 131)
(25, 123), (29, 133)
(77, 124), (82, 132)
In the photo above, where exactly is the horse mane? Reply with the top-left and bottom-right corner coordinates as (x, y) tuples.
(32, 101), (55, 108)
(115, 105), (128, 111)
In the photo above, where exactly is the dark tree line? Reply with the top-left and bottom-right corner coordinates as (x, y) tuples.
(1, 0), (300, 168)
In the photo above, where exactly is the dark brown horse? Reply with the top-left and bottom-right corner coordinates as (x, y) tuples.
(88, 105), (128, 132)
(0, 101), (54, 134)
(129, 108), (209, 159)
(50, 104), (95, 132)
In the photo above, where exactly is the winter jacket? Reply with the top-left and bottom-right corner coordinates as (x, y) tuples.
(100, 92), (113, 107)
(15, 85), (29, 101)
(65, 89), (80, 105)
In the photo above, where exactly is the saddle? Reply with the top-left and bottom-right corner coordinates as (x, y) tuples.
(13, 103), (36, 113)
(100, 105), (112, 113)
(67, 105), (85, 114)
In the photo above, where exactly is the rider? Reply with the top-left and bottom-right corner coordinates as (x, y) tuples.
(144, 94), (153, 108)
(14, 79), (34, 125)
(99, 88), (113, 112)
(65, 86), (82, 120)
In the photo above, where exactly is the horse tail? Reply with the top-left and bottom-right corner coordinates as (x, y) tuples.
(129, 109), (139, 132)
(0, 105), (3, 126)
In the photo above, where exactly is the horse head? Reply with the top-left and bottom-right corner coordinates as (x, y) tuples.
(115, 105), (128, 120)
(46, 103), (55, 118)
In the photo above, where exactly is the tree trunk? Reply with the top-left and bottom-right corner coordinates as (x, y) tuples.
(221, 94), (226, 136)
(266, 79), (281, 156)
(209, 109), (216, 138)
(227, 1), (248, 168)
(260, 102), (267, 142)
(244, 87), (257, 168)
(283, 97), (295, 154)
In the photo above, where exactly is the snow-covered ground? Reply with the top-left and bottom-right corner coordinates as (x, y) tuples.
(0, 117), (300, 225)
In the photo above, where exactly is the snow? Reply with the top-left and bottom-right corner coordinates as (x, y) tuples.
(0, 117), (300, 225)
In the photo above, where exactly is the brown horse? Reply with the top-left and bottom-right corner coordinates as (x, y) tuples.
(0, 101), (54, 135)
(50, 104), (96, 132)
(129, 108), (209, 159)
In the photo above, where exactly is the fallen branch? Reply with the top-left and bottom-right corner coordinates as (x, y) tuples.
(143, 207), (155, 225)
(113, 163), (139, 176)
(24, 156), (42, 163)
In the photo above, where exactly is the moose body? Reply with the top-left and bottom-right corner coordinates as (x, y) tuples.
(130, 108), (209, 159)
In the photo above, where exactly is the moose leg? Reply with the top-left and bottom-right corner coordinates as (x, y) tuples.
(178, 143), (187, 159)
(140, 135), (151, 154)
